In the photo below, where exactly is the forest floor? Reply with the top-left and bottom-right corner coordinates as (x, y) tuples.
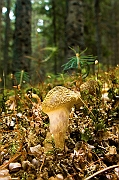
(0, 68), (119, 180)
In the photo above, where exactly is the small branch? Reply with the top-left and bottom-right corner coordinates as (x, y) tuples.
(40, 154), (46, 172)
(0, 152), (21, 170)
(85, 164), (119, 180)
(0, 140), (23, 170)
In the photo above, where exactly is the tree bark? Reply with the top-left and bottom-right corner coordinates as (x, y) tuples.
(0, 0), (3, 88)
(65, 0), (84, 59)
(0, 0), (3, 60)
(13, 0), (32, 73)
(110, 0), (118, 66)
(52, 0), (57, 74)
(94, 0), (102, 64)
(3, 0), (11, 75)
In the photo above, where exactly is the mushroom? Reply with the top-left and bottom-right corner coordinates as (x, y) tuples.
(80, 80), (99, 95)
(42, 86), (81, 150)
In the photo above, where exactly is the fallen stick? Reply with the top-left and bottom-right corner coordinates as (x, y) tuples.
(85, 164), (119, 180)
(0, 152), (21, 170)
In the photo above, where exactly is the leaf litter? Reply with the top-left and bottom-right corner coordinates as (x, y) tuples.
(0, 67), (119, 180)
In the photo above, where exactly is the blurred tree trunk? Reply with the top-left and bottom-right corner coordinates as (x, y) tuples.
(51, 0), (67, 74)
(3, 0), (11, 76)
(0, 0), (3, 54)
(65, 0), (84, 59)
(94, 0), (102, 64)
(0, 0), (3, 71)
(110, 0), (119, 67)
(13, 0), (32, 73)
(52, 0), (57, 74)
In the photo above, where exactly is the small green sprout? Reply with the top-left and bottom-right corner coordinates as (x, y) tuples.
(62, 47), (97, 78)
(14, 70), (30, 87)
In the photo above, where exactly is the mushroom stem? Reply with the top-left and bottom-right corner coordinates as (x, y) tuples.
(42, 86), (81, 150)
(47, 107), (70, 150)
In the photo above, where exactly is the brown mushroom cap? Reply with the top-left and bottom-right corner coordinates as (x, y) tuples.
(42, 86), (80, 113)
(80, 80), (99, 95)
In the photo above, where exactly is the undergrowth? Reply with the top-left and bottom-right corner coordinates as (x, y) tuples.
(0, 56), (119, 179)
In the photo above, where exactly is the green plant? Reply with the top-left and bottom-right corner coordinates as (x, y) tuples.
(81, 128), (92, 142)
(94, 119), (106, 131)
(9, 142), (18, 155)
(62, 47), (96, 78)
(14, 70), (30, 88)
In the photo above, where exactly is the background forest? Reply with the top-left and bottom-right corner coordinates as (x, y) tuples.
(0, 0), (119, 87)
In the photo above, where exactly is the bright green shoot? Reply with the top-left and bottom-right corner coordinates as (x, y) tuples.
(14, 70), (30, 88)
(62, 47), (97, 78)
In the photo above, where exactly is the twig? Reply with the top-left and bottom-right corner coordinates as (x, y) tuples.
(0, 139), (23, 170)
(78, 95), (96, 120)
(40, 154), (46, 172)
(0, 152), (21, 170)
(85, 164), (119, 180)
